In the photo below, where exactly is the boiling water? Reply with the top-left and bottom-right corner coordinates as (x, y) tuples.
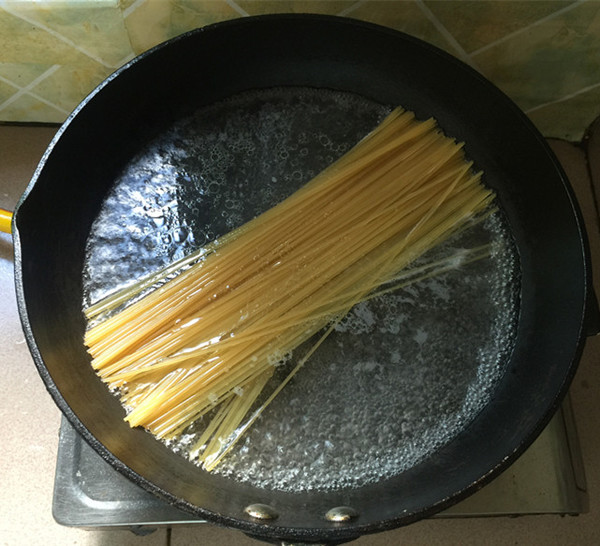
(83, 87), (520, 493)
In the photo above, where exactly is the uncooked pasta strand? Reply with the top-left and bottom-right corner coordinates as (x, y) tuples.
(82, 114), (448, 335)
(84, 106), (496, 463)
(95, 160), (477, 375)
(85, 122), (450, 353)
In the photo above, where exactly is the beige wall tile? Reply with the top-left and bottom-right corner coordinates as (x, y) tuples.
(121, 0), (139, 11)
(236, 0), (355, 15)
(344, 0), (458, 55)
(0, 0), (598, 137)
(0, 78), (18, 104)
(0, 92), (66, 122)
(527, 85), (600, 141)
(473, 1), (600, 112)
(124, 0), (242, 56)
(425, 0), (576, 54)
(0, 62), (54, 88)
(170, 0), (242, 37)
(0, 7), (95, 66)
(31, 63), (112, 113)
(4, 2), (133, 68)
(123, 0), (175, 55)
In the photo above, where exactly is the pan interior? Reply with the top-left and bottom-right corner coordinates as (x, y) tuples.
(82, 87), (520, 493)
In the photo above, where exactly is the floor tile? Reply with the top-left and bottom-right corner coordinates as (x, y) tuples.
(170, 524), (263, 545)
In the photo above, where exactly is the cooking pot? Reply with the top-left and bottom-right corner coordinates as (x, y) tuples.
(9, 14), (598, 544)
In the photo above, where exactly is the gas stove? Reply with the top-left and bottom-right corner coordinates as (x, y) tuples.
(52, 394), (587, 533)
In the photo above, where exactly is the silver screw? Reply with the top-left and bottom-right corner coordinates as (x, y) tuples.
(325, 506), (359, 522)
(244, 503), (279, 520)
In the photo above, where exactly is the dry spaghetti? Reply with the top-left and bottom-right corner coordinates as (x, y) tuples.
(84, 107), (494, 470)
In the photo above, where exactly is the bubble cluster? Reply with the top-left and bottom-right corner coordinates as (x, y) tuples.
(82, 87), (520, 494)
(213, 212), (519, 492)
(83, 87), (387, 307)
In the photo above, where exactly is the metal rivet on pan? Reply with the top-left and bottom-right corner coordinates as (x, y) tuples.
(325, 506), (359, 522)
(244, 503), (279, 520)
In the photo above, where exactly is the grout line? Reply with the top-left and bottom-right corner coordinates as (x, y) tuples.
(471, 0), (588, 57)
(123, 0), (148, 19)
(1, 4), (118, 69)
(0, 65), (69, 115)
(18, 90), (71, 116)
(120, 0), (147, 68)
(415, 0), (480, 70)
(114, 52), (137, 68)
(0, 74), (20, 91)
(337, 0), (369, 17)
(525, 81), (600, 114)
(3, 66), (61, 96)
(225, 0), (250, 17)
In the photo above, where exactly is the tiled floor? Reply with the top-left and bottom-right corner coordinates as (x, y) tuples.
(1, 123), (600, 545)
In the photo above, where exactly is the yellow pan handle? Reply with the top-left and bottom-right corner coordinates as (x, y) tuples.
(0, 208), (13, 234)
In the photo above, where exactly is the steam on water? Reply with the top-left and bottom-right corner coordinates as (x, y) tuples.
(83, 88), (520, 492)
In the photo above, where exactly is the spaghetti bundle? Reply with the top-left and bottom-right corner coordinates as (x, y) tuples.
(84, 107), (494, 470)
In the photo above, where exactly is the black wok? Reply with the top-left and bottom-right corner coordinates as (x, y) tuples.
(12, 14), (597, 544)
